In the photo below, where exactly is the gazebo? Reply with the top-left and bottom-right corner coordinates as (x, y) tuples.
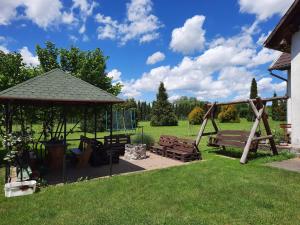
(0, 68), (124, 183)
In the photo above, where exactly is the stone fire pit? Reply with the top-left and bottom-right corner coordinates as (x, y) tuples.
(124, 144), (147, 160)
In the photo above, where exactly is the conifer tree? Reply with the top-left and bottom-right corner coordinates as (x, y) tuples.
(250, 78), (258, 99)
(247, 78), (258, 121)
(150, 82), (178, 126)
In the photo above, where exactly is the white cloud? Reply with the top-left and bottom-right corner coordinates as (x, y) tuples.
(0, 0), (97, 32)
(0, 36), (9, 53)
(139, 33), (159, 43)
(23, 0), (63, 28)
(62, 11), (76, 24)
(95, 0), (162, 45)
(72, 0), (97, 16)
(69, 35), (78, 42)
(82, 34), (89, 42)
(239, 0), (294, 20)
(72, 0), (97, 36)
(108, 69), (122, 82)
(0, 0), (63, 28)
(146, 51), (165, 65)
(0, 45), (9, 53)
(19, 46), (39, 66)
(0, 1), (20, 25)
(258, 77), (286, 93)
(168, 95), (181, 103)
(257, 31), (271, 45)
(170, 15), (206, 54)
(121, 23), (285, 100)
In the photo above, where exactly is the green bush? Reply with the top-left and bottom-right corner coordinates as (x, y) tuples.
(188, 106), (204, 125)
(131, 133), (155, 149)
(272, 129), (285, 144)
(218, 105), (240, 123)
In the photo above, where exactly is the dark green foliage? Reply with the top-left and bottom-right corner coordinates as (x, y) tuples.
(173, 96), (205, 120)
(36, 42), (122, 96)
(247, 78), (258, 121)
(250, 78), (258, 99)
(0, 51), (41, 91)
(237, 103), (249, 118)
(272, 92), (287, 121)
(36, 42), (60, 72)
(79, 108), (108, 133)
(151, 82), (178, 126)
(137, 101), (152, 121)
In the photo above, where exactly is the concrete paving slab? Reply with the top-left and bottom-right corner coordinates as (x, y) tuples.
(267, 158), (300, 173)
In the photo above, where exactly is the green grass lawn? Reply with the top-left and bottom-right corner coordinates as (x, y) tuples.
(0, 119), (300, 225)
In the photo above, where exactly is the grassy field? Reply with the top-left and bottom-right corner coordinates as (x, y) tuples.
(0, 119), (300, 225)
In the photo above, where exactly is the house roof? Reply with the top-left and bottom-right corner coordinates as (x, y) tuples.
(269, 53), (291, 71)
(0, 69), (123, 105)
(264, 0), (300, 53)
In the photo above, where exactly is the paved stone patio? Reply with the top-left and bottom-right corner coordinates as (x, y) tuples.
(267, 158), (300, 173)
(46, 152), (186, 184)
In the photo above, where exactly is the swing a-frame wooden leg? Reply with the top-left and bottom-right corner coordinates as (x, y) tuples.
(240, 98), (278, 164)
(196, 103), (217, 146)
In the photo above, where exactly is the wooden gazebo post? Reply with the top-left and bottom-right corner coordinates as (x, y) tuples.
(94, 107), (97, 140)
(63, 108), (67, 183)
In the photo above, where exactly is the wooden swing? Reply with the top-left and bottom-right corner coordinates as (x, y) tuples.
(196, 96), (288, 164)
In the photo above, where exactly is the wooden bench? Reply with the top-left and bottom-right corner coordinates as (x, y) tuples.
(208, 130), (259, 152)
(104, 134), (131, 156)
(165, 138), (201, 162)
(71, 136), (94, 168)
(150, 135), (177, 156)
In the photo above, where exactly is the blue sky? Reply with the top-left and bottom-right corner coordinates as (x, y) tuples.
(0, 0), (294, 102)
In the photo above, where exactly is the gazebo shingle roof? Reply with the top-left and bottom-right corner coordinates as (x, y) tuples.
(0, 69), (123, 105)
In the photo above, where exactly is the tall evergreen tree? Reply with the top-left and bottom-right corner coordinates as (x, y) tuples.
(250, 78), (258, 99)
(150, 82), (178, 126)
(272, 92), (279, 120)
(247, 78), (258, 121)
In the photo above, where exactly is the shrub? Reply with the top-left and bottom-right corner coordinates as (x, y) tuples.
(188, 106), (204, 125)
(218, 105), (240, 123)
(131, 133), (155, 149)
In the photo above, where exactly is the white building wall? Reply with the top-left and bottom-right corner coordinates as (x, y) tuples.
(291, 31), (300, 149)
(287, 70), (292, 125)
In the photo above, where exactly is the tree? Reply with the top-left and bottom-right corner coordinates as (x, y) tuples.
(188, 106), (204, 125)
(0, 51), (40, 91)
(272, 92), (279, 120)
(36, 42), (60, 72)
(247, 78), (258, 121)
(36, 42), (122, 95)
(272, 92), (287, 121)
(173, 96), (204, 120)
(250, 78), (258, 99)
(150, 82), (178, 126)
(218, 105), (240, 123)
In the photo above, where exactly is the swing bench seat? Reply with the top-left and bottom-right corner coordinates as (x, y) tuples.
(208, 130), (259, 152)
